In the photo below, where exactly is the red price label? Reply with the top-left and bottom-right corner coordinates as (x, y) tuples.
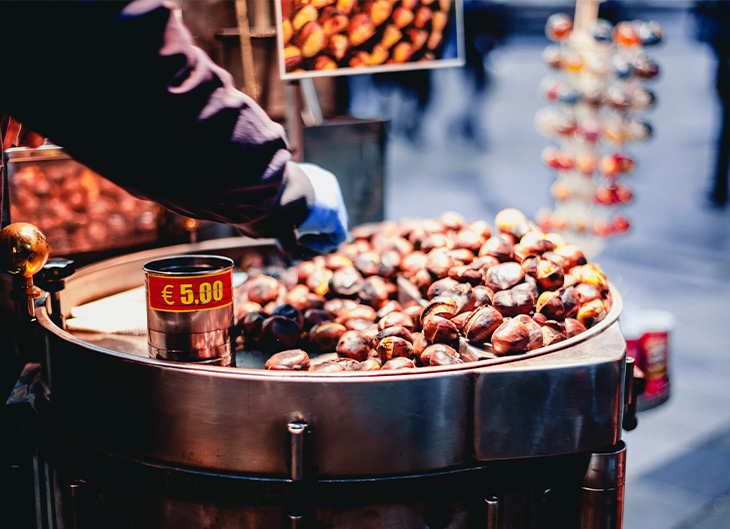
(147, 269), (232, 312)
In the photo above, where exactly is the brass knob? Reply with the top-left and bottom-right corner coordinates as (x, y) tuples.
(0, 222), (50, 278)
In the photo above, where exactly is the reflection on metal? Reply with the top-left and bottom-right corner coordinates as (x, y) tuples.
(579, 441), (627, 529)
(288, 421), (307, 481)
(484, 496), (500, 529)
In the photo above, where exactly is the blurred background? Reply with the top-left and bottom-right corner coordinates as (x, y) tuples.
(342, 1), (730, 527)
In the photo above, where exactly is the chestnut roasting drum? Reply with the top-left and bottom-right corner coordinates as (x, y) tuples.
(2, 210), (639, 529)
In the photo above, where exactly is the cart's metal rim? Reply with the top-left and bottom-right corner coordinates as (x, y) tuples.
(37, 282), (621, 380)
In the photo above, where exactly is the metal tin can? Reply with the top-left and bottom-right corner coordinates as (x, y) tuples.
(144, 255), (235, 366)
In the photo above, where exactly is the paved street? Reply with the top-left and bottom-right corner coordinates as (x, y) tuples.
(350, 3), (730, 527)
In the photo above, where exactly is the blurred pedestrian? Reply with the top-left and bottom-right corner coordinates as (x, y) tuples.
(694, 0), (730, 208)
(447, 0), (509, 149)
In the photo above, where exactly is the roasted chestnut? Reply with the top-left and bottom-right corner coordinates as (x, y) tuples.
(308, 321), (347, 352)
(483, 261), (525, 291)
(491, 319), (530, 356)
(328, 266), (364, 298)
(422, 314), (459, 344)
(265, 349), (310, 370)
(463, 305), (503, 345)
(381, 356), (416, 370)
(245, 275), (281, 306)
(376, 336), (415, 362)
(259, 315), (302, 352)
(420, 343), (460, 366)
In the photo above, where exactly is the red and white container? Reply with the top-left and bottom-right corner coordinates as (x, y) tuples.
(621, 304), (675, 411)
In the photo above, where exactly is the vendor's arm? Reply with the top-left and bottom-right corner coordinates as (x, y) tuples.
(0, 0), (346, 249)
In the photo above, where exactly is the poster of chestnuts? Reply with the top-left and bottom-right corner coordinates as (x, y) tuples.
(276, 0), (464, 79)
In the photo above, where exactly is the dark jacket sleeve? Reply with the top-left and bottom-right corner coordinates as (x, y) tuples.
(0, 0), (313, 239)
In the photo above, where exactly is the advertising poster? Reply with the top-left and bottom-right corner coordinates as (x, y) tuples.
(276, 0), (464, 79)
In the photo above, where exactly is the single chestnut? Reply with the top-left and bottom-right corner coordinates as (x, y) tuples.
(514, 314), (544, 350)
(303, 307), (330, 329)
(381, 24), (403, 49)
(422, 314), (460, 344)
(576, 299), (607, 328)
(245, 275), (281, 306)
(378, 311), (415, 331)
(420, 343), (459, 366)
(425, 248), (456, 278)
(392, 41), (415, 63)
(541, 320), (568, 345)
(259, 315), (302, 352)
(427, 277), (459, 300)
(437, 283), (476, 314)
(265, 349), (310, 370)
(448, 265), (482, 286)
(291, 4), (318, 32)
(483, 261), (525, 292)
(359, 357), (382, 371)
(377, 336), (415, 362)
(376, 324), (413, 344)
(328, 266), (364, 298)
(319, 7), (349, 37)
(421, 297), (458, 324)
(491, 319), (531, 356)
(349, 13), (376, 47)
(296, 21), (327, 58)
(463, 305), (503, 345)
(309, 321), (347, 352)
(564, 317), (587, 337)
(381, 357), (416, 370)
(327, 33), (349, 61)
(392, 6), (415, 28)
(365, 0), (393, 26)
(309, 361), (346, 372)
(492, 285), (534, 317)
(336, 330), (371, 362)
(359, 275), (390, 309)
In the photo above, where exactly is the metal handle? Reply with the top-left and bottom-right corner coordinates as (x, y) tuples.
(484, 496), (499, 529)
(288, 421), (308, 481)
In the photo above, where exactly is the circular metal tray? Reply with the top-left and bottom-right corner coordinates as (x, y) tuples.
(34, 238), (627, 478)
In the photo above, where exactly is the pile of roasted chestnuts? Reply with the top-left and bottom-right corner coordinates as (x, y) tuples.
(282, 0), (453, 74)
(233, 209), (613, 372)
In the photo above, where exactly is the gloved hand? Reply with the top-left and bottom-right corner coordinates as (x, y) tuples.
(296, 163), (349, 254)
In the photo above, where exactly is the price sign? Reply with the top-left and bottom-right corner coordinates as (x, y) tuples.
(147, 269), (232, 312)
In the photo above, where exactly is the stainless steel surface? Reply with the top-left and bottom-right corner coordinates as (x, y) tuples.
(579, 441), (627, 529)
(144, 254), (234, 365)
(472, 322), (626, 460)
(34, 237), (626, 477)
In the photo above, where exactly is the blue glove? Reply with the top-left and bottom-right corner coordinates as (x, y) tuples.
(296, 163), (349, 254)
